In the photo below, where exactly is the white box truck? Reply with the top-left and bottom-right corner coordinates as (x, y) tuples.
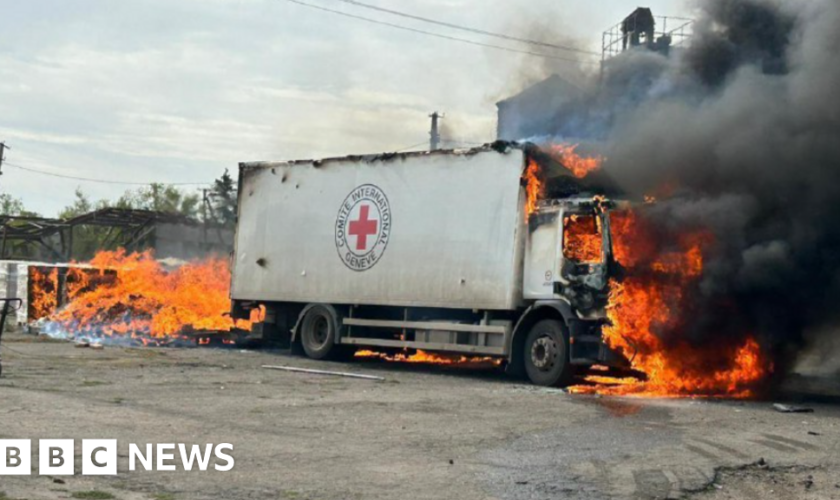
(230, 142), (627, 386)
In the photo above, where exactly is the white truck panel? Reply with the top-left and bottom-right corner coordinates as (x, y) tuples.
(232, 148), (528, 310)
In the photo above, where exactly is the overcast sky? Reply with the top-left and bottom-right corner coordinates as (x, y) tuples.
(0, 0), (691, 216)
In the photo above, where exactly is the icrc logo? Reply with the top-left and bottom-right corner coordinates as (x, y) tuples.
(335, 184), (391, 271)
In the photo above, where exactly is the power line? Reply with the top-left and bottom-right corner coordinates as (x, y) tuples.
(4, 162), (211, 186)
(284, 0), (599, 65)
(395, 140), (429, 152)
(335, 0), (600, 56)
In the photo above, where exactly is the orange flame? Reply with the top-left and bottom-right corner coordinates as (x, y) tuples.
(549, 144), (603, 179)
(522, 158), (544, 219)
(355, 349), (502, 366)
(569, 210), (770, 398)
(563, 214), (603, 264)
(42, 249), (255, 343)
(29, 267), (59, 321)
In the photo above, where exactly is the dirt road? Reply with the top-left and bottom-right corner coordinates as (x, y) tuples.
(1, 332), (838, 500)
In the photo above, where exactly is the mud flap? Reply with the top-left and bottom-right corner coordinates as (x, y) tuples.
(567, 318), (630, 368)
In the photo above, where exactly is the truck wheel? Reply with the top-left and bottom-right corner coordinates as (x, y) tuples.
(299, 305), (339, 360)
(523, 319), (572, 387)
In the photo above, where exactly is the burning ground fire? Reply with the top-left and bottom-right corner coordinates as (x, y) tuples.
(355, 349), (502, 366)
(35, 249), (257, 346)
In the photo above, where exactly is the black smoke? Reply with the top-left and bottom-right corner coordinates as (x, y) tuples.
(588, 0), (840, 380)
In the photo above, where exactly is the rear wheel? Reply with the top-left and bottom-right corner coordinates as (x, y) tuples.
(299, 305), (339, 360)
(523, 319), (572, 387)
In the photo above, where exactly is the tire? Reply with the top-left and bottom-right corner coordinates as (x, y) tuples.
(299, 305), (339, 360)
(523, 319), (572, 387)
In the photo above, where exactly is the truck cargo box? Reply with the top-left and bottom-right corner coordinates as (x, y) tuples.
(232, 146), (528, 310)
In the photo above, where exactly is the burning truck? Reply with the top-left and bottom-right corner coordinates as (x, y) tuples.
(229, 142), (632, 387)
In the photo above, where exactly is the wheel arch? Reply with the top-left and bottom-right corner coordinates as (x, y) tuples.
(506, 300), (575, 378)
(291, 303), (342, 344)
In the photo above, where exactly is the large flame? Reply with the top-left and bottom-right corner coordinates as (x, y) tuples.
(522, 144), (603, 221)
(522, 158), (544, 219)
(29, 267), (59, 321)
(40, 249), (255, 344)
(549, 144), (603, 179)
(569, 210), (770, 398)
(563, 214), (603, 264)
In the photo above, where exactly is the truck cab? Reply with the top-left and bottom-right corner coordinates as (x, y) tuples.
(512, 197), (627, 385)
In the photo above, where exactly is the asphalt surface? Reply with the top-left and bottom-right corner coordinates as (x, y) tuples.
(1, 331), (838, 500)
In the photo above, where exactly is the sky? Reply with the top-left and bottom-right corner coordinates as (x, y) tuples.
(0, 0), (692, 216)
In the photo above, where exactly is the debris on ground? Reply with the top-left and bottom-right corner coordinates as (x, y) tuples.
(773, 403), (815, 413)
(262, 365), (385, 381)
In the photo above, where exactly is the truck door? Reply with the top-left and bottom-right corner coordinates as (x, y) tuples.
(557, 205), (610, 311)
(523, 209), (562, 300)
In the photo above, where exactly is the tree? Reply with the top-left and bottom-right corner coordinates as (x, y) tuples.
(0, 192), (40, 258)
(210, 169), (237, 227)
(59, 186), (201, 260)
(59, 188), (94, 218)
(0, 193), (25, 215)
(0, 192), (38, 217)
(116, 184), (200, 218)
(60, 189), (112, 259)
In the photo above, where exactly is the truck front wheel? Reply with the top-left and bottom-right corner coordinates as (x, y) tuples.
(523, 319), (572, 387)
(299, 305), (339, 360)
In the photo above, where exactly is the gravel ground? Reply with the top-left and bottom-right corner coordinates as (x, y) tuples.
(1, 331), (838, 500)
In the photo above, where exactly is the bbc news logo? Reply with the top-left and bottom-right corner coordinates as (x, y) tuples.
(1, 440), (234, 475)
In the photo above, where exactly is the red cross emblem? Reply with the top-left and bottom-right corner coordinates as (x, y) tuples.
(336, 184), (391, 271)
(348, 204), (378, 251)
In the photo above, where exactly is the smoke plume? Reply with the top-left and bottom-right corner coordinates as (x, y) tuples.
(534, 0), (840, 379)
(608, 0), (840, 378)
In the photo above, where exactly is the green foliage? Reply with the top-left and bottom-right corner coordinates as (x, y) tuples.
(1, 170), (234, 260)
(210, 169), (237, 227)
(0, 192), (38, 217)
(0, 192), (40, 258)
(0, 193), (25, 215)
(116, 183), (200, 218)
(61, 190), (113, 260)
(60, 185), (201, 260)
(59, 188), (96, 218)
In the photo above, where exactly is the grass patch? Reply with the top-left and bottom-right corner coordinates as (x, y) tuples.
(152, 494), (176, 500)
(111, 397), (125, 405)
(71, 491), (116, 499)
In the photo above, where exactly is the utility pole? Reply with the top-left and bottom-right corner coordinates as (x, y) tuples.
(0, 142), (9, 177)
(429, 112), (443, 151)
(202, 188), (209, 245)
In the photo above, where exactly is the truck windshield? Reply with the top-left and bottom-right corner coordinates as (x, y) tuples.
(563, 213), (604, 264)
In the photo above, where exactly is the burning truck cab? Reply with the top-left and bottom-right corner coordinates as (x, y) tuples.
(230, 141), (629, 386)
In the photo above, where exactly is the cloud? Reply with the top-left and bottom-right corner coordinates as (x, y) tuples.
(0, 0), (690, 215)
